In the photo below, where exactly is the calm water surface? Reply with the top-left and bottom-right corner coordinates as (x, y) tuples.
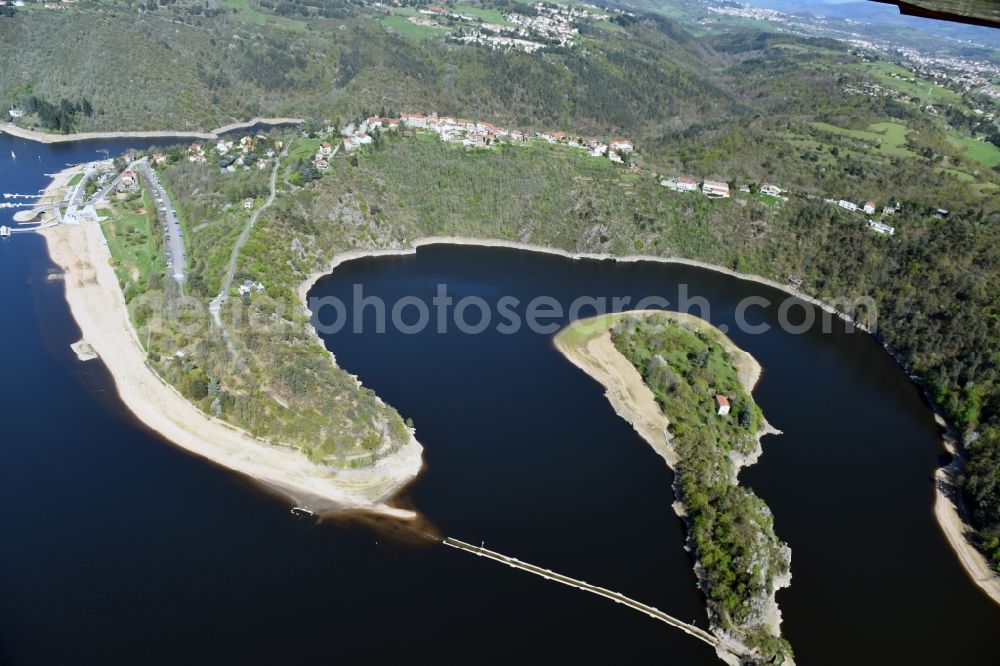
(1, 132), (998, 665)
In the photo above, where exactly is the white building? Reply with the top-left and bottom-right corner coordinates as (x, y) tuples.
(609, 140), (634, 154)
(661, 176), (698, 192)
(863, 201), (876, 215)
(760, 184), (782, 197)
(838, 200), (858, 212)
(238, 280), (265, 296)
(868, 220), (895, 236)
(716, 395), (731, 416)
(702, 180), (731, 198)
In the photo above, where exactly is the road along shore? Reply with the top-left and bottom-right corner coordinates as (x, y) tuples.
(1, 117), (303, 144)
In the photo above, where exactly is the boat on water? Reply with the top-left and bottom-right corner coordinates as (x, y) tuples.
(10, 150), (14, 160)
(290, 506), (314, 517)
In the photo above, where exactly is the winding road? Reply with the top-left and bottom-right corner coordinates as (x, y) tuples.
(209, 145), (289, 348)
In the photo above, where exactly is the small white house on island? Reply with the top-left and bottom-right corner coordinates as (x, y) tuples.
(715, 395), (731, 416)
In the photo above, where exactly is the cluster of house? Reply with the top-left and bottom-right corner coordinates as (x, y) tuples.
(830, 198), (897, 235)
(187, 134), (282, 171)
(313, 113), (635, 169)
(454, 27), (547, 53)
(411, 1), (611, 53)
(660, 176), (732, 199)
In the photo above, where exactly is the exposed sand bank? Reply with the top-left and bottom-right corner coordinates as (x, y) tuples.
(1, 117), (303, 144)
(934, 430), (1000, 605)
(40, 166), (421, 519)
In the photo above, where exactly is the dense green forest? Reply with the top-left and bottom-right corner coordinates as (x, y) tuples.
(9, 0), (999, 571)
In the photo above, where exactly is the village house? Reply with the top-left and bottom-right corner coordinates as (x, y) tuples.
(662, 176), (698, 192)
(319, 142), (333, 156)
(863, 201), (877, 215)
(715, 395), (731, 416)
(240, 135), (253, 152)
(868, 220), (895, 236)
(238, 280), (266, 297)
(760, 184), (782, 197)
(152, 154), (167, 165)
(702, 180), (731, 198)
(216, 140), (233, 154)
(838, 199), (858, 212)
(120, 171), (136, 190)
(243, 199), (254, 210)
(609, 140), (634, 154)
(314, 158), (329, 170)
(400, 113), (428, 129)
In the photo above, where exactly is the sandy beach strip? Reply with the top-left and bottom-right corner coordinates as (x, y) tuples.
(1, 117), (303, 145)
(39, 166), (422, 519)
(934, 435), (1000, 605)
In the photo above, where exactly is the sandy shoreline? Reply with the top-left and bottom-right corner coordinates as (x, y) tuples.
(1, 117), (304, 144)
(304, 235), (1000, 608)
(39, 166), (422, 519)
(934, 430), (1000, 604)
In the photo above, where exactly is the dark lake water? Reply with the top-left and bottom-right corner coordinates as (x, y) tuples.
(2, 131), (999, 665)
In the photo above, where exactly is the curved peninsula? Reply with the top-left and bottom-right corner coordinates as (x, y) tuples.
(555, 311), (792, 665)
(37, 165), (423, 519)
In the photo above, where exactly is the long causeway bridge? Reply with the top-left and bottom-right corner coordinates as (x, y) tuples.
(443, 537), (720, 648)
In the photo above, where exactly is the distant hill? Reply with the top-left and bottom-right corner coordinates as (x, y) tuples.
(740, 0), (1000, 46)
